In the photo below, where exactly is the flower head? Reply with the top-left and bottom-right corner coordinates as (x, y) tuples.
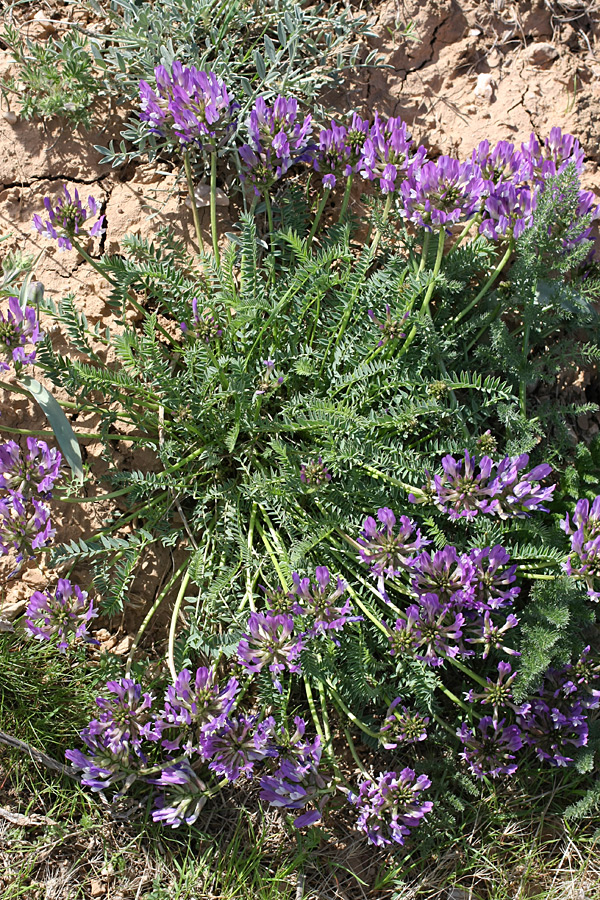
(480, 182), (536, 241)
(468, 545), (520, 610)
(313, 121), (352, 189)
(400, 156), (485, 230)
(25, 579), (97, 652)
(0, 297), (43, 372)
(159, 666), (238, 752)
(66, 729), (136, 793)
(300, 457), (331, 487)
(239, 95), (314, 194)
(0, 438), (62, 498)
(562, 496), (600, 599)
(237, 612), (303, 690)
(464, 661), (529, 719)
(33, 185), (105, 251)
(518, 696), (588, 767)
(367, 306), (407, 346)
(0, 491), (55, 566)
(181, 298), (222, 343)
(358, 113), (423, 194)
(407, 594), (466, 666)
(149, 762), (208, 827)
(201, 714), (276, 781)
(379, 698), (429, 748)
(467, 610), (520, 660)
(457, 716), (523, 778)
(139, 63), (237, 149)
(357, 507), (428, 597)
(88, 678), (154, 757)
(259, 736), (330, 828)
(291, 566), (359, 638)
(411, 546), (474, 607)
(351, 768), (433, 846)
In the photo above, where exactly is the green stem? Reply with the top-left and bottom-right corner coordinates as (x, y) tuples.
(450, 241), (513, 330)
(55, 486), (136, 504)
(126, 559), (189, 677)
(418, 230), (430, 274)
(255, 520), (289, 592)
(307, 188), (330, 248)
(304, 677), (325, 743)
(343, 726), (369, 776)
(206, 344), (228, 391)
(447, 213), (482, 256)
(520, 320), (530, 417)
(0, 424), (148, 443)
(183, 151), (204, 254)
(70, 238), (116, 286)
(327, 682), (380, 739)
(370, 193), (393, 255)
(338, 174), (353, 222)
(210, 150), (220, 267)
(396, 227), (446, 358)
(167, 567), (192, 682)
(263, 190), (274, 241)
(244, 502), (258, 613)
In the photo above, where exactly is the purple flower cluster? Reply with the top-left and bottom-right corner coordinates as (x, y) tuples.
(357, 507), (428, 597)
(139, 62), (237, 149)
(411, 450), (554, 521)
(0, 437), (61, 497)
(259, 731), (330, 828)
(0, 438), (61, 570)
(367, 305), (407, 346)
(379, 698), (429, 748)
(291, 565), (359, 638)
(562, 496), (600, 600)
(239, 95), (314, 194)
(149, 762), (208, 827)
(300, 456), (331, 487)
(180, 298), (223, 343)
(351, 768), (433, 846)
(1, 297), (42, 373)
(33, 184), (105, 251)
(237, 611), (303, 691)
(390, 594), (466, 667)
(358, 113), (426, 195)
(25, 578), (96, 652)
(400, 156), (485, 231)
(457, 716), (523, 778)
(158, 666), (238, 752)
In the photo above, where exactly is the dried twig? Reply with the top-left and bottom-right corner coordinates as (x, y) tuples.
(0, 730), (78, 780)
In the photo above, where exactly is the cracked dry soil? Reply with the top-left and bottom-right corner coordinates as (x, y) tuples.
(1, 0), (600, 639)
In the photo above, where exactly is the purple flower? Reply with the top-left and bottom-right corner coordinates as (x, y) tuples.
(25, 578), (97, 652)
(468, 545), (520, 610)
(400, 156), (485, 231)
(518, 696), (588, 767)
(259, 737), (329, 828)
(149, 762), (208, 827)
(483, 454), (555, 519)
(562, 496), (600, 599)
(267, 715), (321, 766)
(520, 127), (585, 184)
(201, 714), (276, 781)
(480, 182), (537, 241)
(291, 566), (359, 637)
(367, 306), (407, 346)
(181, 298), (222, 343)
(379, 698), (429, 748)
(158, 666), (238, 752)
(300, 457), (331, 487)
(351, 768), (433, 847)
(467, 610), (520, 660)
(471, 139), (524, 184)
(416, 450), (554, 521)
(0, 296), (43, 372)
(33, 185), (105, 251)
(457, 717), (523, 778)
(357, 507), (428, 597)
(239, 95), (314, 194)
(0, 438), (62, 497)
(559, 647), (600, 710)
(87, 679), (154, 757)
(313, 121), (352, 189)
(66, 730), (136, 793)
(0, 491), (55, 566)
(237, 612), (303, 690)
(408, 594), (466, 666)
(464, 661), (530, 718)
(411, 546), (474, 607)
(139, 62), (237, 149)
(358, 113), (423, 194)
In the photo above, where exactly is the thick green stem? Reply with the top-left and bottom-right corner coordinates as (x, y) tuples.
(343, 726), (369, 776)
(263, 190), (274, 240)
(520, 320), (530, 417)
(0, 424), (148, 443)
(210, 151), (220, 267)
(338, 174), (353, 222)
(183, 151), (205, 254)
(167, 568), (192, 681)
(304, 677), (326, 743)
(396, 228), (446, 358)
(70, 238), (116, 286)
(307, 188), (330, 248)
(369, 193), (393, 255)
(418, 230), (430, 274)
(126, 559), (189, 677)
(450, 241), (513, 330)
